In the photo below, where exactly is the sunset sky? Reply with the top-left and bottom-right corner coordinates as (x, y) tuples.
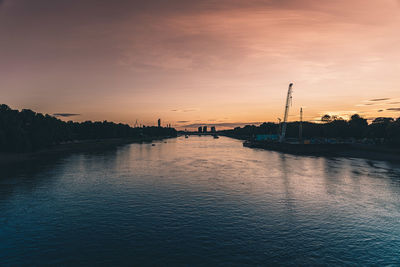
(1, 0), (400, 129)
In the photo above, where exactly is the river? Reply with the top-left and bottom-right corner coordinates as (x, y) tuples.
(1, 136), (400, 265)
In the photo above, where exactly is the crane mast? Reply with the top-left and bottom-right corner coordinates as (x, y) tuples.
(279, 83), (293, 142)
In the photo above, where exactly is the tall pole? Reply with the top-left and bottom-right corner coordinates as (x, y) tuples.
(277, 118), (281, 136)
(299, 107), (303, 143)
(279, 83), (293, 143)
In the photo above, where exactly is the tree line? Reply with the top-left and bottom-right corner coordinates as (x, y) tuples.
(222, 114), (400, 145)
(0, 104), (177, 152)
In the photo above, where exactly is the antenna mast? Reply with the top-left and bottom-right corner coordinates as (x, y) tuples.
(299, 107), (303, 143)
(279, 83), (293, 142)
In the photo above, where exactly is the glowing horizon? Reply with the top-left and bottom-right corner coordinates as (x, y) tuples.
(1, 0), (399, 129)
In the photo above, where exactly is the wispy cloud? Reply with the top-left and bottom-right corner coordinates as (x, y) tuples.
(53, 113), (81, 117)
(171, 109), (199, 112)
(369, 98), (390, 102)
(356, 103), (374, 106)
(2, 0), (400, 123)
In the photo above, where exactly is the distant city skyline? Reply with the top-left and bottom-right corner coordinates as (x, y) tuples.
(1, 0), (400, 130)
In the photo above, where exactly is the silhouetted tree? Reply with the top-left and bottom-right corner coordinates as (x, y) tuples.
(321, 114), (332, 123)
(222, 113), (400, 146)
(369, 117), (394, 139)
(0, 104), (177, 153)
(348, 114), (368, 139)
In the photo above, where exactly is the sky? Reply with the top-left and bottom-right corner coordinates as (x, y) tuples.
(1, 0), (400, 129)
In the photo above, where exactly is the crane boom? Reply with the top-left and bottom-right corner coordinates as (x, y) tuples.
(279, 83), (293, 142)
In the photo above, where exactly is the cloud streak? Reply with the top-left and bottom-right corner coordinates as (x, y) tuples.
(369, 98), (390, 102)
(53, 113), (81, 117)
(171, 109), (199, 112)
(1, 0), (400, 124)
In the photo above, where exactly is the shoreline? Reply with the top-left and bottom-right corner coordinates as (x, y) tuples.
(0, 136), (175, 165)
(222, 135), (400, 162)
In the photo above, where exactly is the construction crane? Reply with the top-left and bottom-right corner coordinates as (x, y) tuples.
(279, 83), (293, 143)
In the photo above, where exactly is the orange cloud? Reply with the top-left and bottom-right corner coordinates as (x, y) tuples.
(1, 0), (399, 128)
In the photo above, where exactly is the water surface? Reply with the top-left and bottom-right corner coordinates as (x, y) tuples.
(1, 136), (400, 265)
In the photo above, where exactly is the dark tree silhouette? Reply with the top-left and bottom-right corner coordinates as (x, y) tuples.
(0, 104), (177, 153)
(348, 114), (368, 139)
(321, 114), (332, 123)
(222, 113), (400, 146)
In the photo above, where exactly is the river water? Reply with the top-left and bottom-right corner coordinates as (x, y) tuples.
(1, 136), (400, 265)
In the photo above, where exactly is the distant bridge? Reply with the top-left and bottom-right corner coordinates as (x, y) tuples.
(178, 131), (220, 136)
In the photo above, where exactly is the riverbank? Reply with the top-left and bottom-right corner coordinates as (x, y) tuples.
(237, 138), (400, 162)
(0, 136), (175, 165)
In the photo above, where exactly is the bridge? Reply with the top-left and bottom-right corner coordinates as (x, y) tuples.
(178, 131), (220, 136)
